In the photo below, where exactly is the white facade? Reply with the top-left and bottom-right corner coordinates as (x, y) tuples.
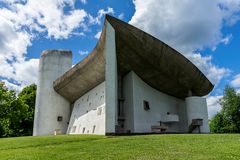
(185, 97), (210, 133)
(34, 24), (210, 135)
(67, 82), (106, 135)
(123, 71), (188, 133)
(34, 55), (210, 135)
(104, 21), (118, 134)
(33, 50), (72, 136)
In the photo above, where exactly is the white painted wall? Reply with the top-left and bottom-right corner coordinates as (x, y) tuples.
(123, 72), (134, 132)
(123, 71), (188, 133)
(67, 82), (106, 135)
(185, 97), (210, 133)
(105, 21), (118, 134)
(33, 50), (72, 136)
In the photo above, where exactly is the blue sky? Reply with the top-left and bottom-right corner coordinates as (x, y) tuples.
(0, 0), (240, 117)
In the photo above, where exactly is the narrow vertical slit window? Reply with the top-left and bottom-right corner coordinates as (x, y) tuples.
(82, 127), (85, 133)
(92, 125), (96, 133)
(143, 100), (150, 110)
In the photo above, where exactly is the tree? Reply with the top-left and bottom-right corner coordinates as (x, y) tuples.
(210, 86), (240, 133)
(18, 84), (37, 136)
(0, 82), (36, 137)
(0, 81), (18, 137)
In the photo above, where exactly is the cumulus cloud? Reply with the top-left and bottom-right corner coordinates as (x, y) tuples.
(0, 0), (110, 92)
(129, 0), (240, 85)
(80, 0), (87, 4)
(207, 95), (222, 118)
(130, 0), (223, 53)
(230, 74), (240, 88)
(118, 13), (124, 20)
(88, 7), (114, 25)
(94, 31), (101, 39)
(79, 50), (88, 56)
(1, 0), (88, 39)
(185, 53), (230, 84)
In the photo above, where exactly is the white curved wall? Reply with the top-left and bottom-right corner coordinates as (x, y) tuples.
(105, 21), (117, 134)
(67, 82), (105, 135)
(123, 71), (188, 133)
(185, 96), (210, 133)
(33, 50), (72, 136)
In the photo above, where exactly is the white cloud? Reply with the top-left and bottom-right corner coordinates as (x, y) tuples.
(79, 50), (88, 56)
(230, 74), (240, 88)
(221, 34), (232, 45)
(98, 7), (114, 18)
(0, 1), (114, 92)
(118, 13), (124, 20)
(130, 0), (223, 53)
(0, 59), (39, 92)
(129, 0), (240, 85)
(0, 0), (100, 92)
(207, 95), (222, 118)
(218, 0), (240, 26)
(88, 7), (114, 25)
(185, 53), (230, 84)
(2, 79), (21, 93)
(0, 15), (36, 92)
(80, 0), (87, 4)
(94, 31), (101, 39)
(1, 0), (88, 39)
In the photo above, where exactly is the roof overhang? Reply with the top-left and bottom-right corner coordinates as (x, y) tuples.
(53, 15), (214, 103)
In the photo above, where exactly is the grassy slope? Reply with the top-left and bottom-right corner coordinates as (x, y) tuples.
(0, 134), (240, 160)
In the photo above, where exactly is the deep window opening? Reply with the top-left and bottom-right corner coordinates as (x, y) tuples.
(143, 100), (150, 110)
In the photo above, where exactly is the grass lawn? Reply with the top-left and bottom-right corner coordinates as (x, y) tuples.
(0, 134), (240, 160)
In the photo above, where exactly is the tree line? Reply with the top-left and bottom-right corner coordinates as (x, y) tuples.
(210, 86), (240, 133)
(0, 82), (36, 137)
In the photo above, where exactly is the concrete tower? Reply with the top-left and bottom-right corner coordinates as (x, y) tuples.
(33, 50), (72, 136)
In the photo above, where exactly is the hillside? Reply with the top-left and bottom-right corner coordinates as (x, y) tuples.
(0, 134), (240, 160)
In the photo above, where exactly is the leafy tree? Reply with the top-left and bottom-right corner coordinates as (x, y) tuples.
(210, 86), (240, 133)
(0, 82), (36, 137)
(0, 81), (18, 137)
(18, 84), (37, 136)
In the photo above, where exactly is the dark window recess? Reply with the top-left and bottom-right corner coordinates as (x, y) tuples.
(82, 127), (85, 133)
(57, 116), (63, 121)
(121, 124), (124, 128)
(92, 125), (96, 133)
(143, 100), (150, 110)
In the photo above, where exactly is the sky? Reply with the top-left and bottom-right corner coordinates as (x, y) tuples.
(0, 0), (240, 118)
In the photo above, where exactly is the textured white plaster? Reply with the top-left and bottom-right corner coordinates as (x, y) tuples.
(185, 96), (210, 133)
(122, 72), (135, 132)
(67, 82), (106, 135)
(33, 51), (72, 136)
(123, 71), (188, 133)
(105, 21), (117, 134)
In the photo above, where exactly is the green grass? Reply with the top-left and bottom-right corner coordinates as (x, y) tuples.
(0, 134), (240, 160)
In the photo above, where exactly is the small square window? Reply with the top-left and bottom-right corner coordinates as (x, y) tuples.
(143, 100), (150, 110)
(57, 116), (63, 121)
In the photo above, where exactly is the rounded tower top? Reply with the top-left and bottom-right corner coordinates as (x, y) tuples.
(41, 50), (72, 58)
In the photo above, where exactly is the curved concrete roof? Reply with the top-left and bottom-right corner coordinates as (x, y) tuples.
(53, 15), (214, 103)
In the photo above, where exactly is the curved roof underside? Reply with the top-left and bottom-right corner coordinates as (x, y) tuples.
(53, 15), (214, 103)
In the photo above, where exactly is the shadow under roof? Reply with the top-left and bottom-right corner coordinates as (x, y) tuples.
(53, 15), (214, 103)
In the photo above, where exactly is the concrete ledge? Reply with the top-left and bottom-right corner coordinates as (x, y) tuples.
(41, 50), (72, 58)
